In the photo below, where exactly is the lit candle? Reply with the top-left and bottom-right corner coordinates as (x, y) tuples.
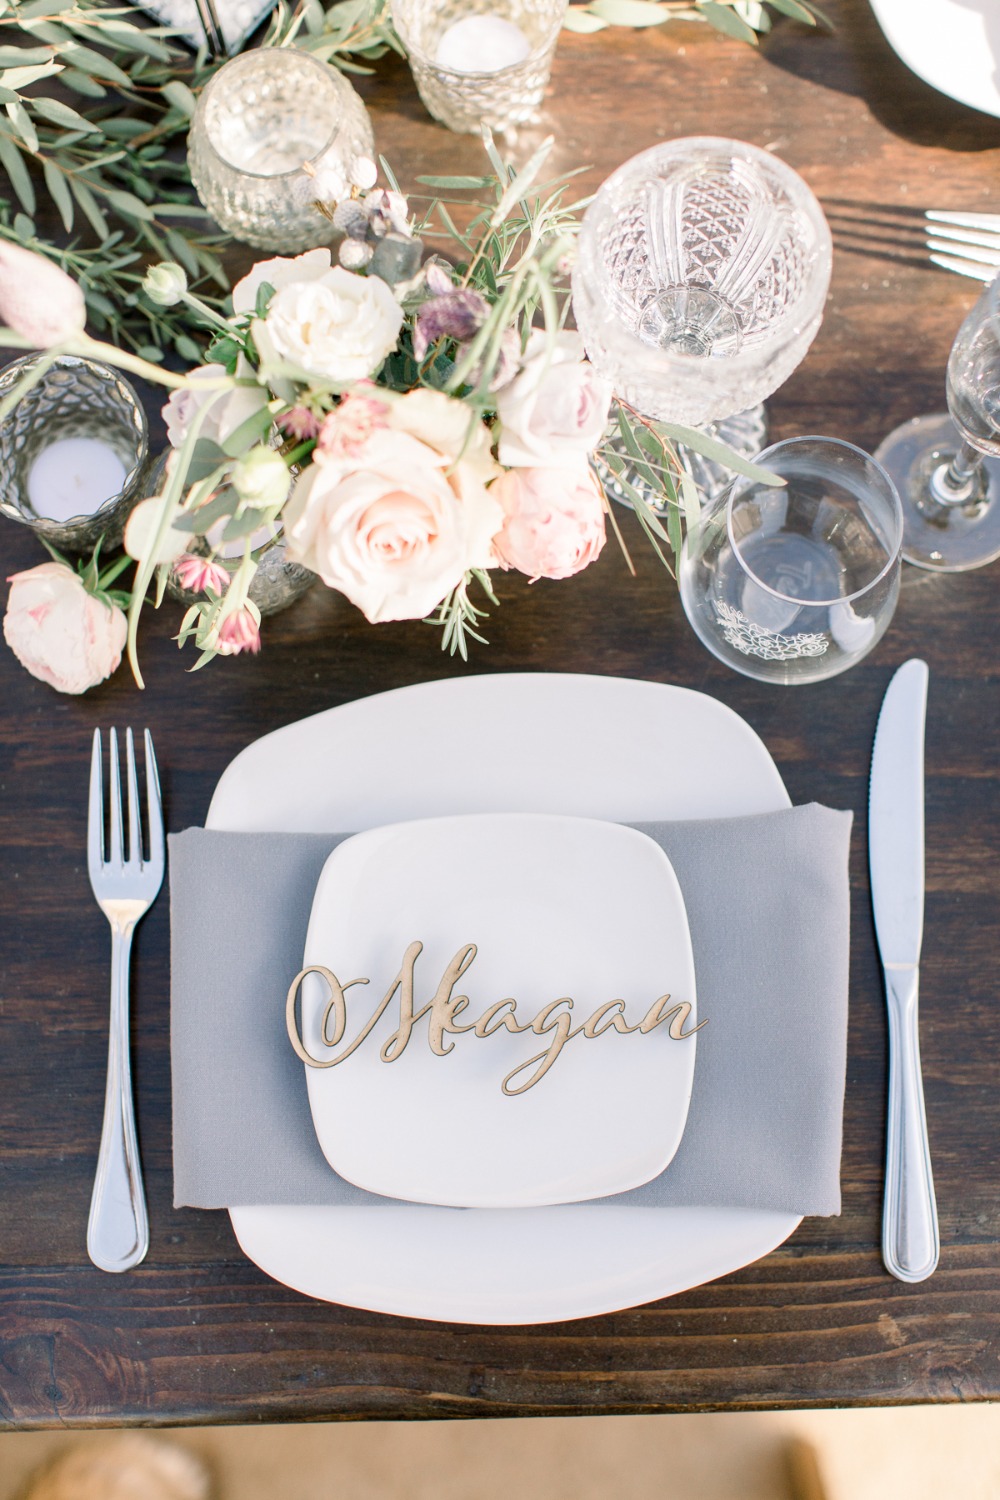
(27, 438), (128, 523)
(435, 14), (531, 73)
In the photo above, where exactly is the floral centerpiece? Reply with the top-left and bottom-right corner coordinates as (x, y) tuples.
(0, 134), (774, 693)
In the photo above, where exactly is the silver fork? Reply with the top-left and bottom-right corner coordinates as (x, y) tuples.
(925, 211), (1000, 281)
(87, 728), (164, 1273)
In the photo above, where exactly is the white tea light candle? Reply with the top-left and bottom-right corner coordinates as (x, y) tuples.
(435, 15), (531, 72)
(27, 438), (128, 523)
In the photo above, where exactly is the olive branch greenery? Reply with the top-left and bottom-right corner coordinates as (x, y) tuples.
(0, 0), (397, 359)
(563, 0), (832, 44)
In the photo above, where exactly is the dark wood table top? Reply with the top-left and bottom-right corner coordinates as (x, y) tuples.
(2, 0), (999, 1428)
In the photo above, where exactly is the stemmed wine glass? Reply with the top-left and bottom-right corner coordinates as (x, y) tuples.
(874, 271), (1000, 571)
(571, 137), (832, 499)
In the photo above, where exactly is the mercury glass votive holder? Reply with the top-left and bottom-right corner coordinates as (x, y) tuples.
(187, 48), (375, 252)
(391, 0), (568, 135)
(0, 354), (150, 554)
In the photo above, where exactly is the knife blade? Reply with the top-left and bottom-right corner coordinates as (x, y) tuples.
(869, 658), (939, 1283)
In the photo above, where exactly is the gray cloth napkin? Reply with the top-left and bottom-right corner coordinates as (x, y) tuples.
(169, 804), (852, 1217)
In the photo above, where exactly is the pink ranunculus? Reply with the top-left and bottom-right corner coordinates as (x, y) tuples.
(315, 391), (391, 464)
(496, 329), (612, 468)
(3, 562), (126, 694)
(216, 607), (261, 655)
(0, 243), (87, 347)
(491, 463), (607, 582)
(173, 554), (230, 595)
(283, 415), (503, 624)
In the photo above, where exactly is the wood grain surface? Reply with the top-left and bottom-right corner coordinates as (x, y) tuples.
(1, 0), (999, 1427)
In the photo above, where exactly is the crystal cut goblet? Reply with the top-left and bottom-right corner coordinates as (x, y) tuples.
(572, 137), (832, 501)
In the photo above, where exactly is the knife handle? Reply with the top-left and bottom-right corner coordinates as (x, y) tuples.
(882, 965), (940, 1283)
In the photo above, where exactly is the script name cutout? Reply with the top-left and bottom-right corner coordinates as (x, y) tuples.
(287, 941), (703, 1096)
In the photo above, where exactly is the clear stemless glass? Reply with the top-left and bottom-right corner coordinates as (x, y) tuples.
(391, 0), (567, 135)
(678, 436), (903, 685)
(874, 271), (1000, 571)
(572, 137), (832, 497)
(188, 49), (374, 252)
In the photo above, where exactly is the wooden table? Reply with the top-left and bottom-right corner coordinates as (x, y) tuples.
(1, 0), (999, 1427)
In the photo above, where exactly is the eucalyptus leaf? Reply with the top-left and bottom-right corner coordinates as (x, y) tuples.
(697, 1), (759, 42)
(221, 506), (268, 543)
(0, 136), (35, 215)
(766, 0), (819, 21)
(31, 96), (101, 132)
(657, 421), (786, 486)
(588, 0), (672, 25)
(42, 158), (73, 231)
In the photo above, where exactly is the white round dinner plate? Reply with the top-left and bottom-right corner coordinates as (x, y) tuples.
(208, 672), (800, 1325)
(869, 0), (1000, 118)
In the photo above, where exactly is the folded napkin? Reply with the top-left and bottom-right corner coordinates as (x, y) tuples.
(169, 805), (852, 1218)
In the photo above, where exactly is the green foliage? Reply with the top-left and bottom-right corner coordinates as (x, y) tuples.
(0, 0), (397, 352)
(563, 0), (832, 42)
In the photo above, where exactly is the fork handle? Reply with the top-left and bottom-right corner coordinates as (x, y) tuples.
(87, 918), (149, 1273)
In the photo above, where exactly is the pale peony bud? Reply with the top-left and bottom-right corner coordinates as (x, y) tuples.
(3, 562), (126, 694)
(0, 242), (86, 347)
(230, 446), (290, 508)
(143, 261), (188, 308)
(124, 496), (189, 566)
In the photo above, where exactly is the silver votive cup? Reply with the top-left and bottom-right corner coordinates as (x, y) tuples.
(0, 354), (150, 554)
(391, 0), (568, 135)
(187, 48), (375, 251)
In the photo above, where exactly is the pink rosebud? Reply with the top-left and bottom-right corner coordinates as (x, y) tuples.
(278, 406), (321, 442)
(174, 553), (230, 595)
(0, 242), (86, 347)
(217, 607), (261, 655)
(315, 391), (391, 464)
(491, 463), (606, 582)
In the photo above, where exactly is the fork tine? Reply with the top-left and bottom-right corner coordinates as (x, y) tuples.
(926, 210), (1000, 232)
(929, 252), (996, 282)
(144, 729), (164, 872)
(108, 727), (124, 867)
(88, 729), (104, 878)
(925, 224), (1000, 254)
(125, 727), (142, 866)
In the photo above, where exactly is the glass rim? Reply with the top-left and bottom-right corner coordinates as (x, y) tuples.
(572, 136), (833, 379)
(390, 0), (565, 73)
(197, 50), (348, 181)
(724, 434), (904, 608)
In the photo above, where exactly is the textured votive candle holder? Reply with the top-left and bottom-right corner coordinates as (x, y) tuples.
(0, 354), (150, 554)
(391, 0), (568, 135)
(187, 49), (375, 251)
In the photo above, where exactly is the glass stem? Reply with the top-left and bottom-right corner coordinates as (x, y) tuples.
(928, 440), (984, 507)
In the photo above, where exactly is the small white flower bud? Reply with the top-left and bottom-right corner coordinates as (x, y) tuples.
(350, 155), (378, 191)
(339, 239), (374, 270)
(230, 446), (290, 509)
(143, 261), (188, 308)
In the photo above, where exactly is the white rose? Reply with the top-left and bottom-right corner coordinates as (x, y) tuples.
(231, 248), (334, 316)
(3, 562), (126, 694)
(162, 359), (268, 450)
(252, 266), (403, 386)
(496, 329), (612, 468)
(389, 387), (498, 487)
(283, 425), (503, 623)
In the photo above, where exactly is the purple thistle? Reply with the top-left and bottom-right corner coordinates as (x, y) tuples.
(413, 289), (489, 362)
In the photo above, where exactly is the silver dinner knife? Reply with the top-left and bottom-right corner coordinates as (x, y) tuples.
(869, 658), (939, 1283)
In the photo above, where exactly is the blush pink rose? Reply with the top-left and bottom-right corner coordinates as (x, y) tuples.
(3, 562), (126, 694)
(283, 419), (502, 623)
(496, 330), (612, 468)
(0, 242), (86, 347)
(491, 463), (607, 581)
